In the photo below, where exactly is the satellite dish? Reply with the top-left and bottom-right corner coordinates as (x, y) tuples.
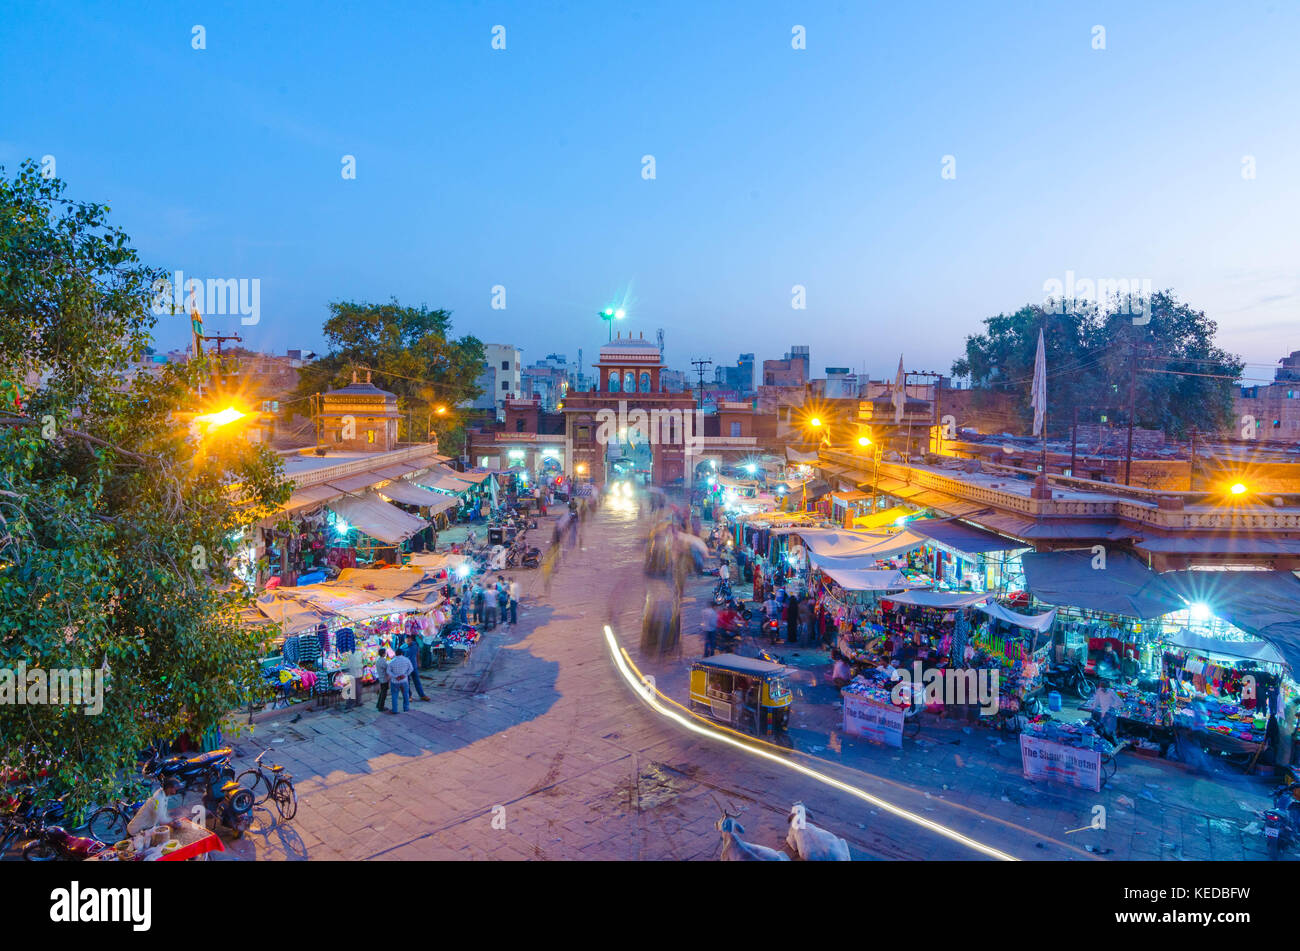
(1001, 443), (1018, 456)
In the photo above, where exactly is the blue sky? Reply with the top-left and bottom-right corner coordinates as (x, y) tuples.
(3, 0), (1297, 383)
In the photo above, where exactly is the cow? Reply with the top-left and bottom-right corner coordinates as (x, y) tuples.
(785, 802), (851, 860)
(714, 802), (789, 861)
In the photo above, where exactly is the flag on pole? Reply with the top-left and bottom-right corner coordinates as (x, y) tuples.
(1031, 327), (1047, 437)
(891, 355), (906, 424)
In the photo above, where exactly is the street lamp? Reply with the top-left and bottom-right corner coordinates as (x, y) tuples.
(600, 308), (626, 341)
(193, 405), (247, 435)
(1229, 482), (1248, 496)
(858, 435), (884, 513)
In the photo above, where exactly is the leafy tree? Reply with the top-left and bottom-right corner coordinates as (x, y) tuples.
(951, 291), (1242, 438)
(0, 160), (288, 811)
(294, 300), (484, 455)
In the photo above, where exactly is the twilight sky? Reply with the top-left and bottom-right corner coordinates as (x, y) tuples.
(3, 0), (1297, 385)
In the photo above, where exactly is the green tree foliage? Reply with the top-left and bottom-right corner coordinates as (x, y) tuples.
(951, 291), (1243, 438)
(0, 160), (288, 810)
(294, 300), (484, 454)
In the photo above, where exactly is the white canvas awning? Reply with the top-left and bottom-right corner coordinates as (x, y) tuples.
(796, 528), (927, 567)
(327, 495), (428, 545)
(976, 601), (1057, 633)
(819, 567), (913, 591)
(379, 480), (452, 508)
(888, 590), (991, 609)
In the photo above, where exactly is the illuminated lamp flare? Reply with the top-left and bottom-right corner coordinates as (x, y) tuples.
(193, 406), (246, 433)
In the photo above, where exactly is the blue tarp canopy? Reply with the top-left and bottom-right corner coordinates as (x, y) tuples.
(1021, 549), (1185, 619)
(908, 517), (1026, 554)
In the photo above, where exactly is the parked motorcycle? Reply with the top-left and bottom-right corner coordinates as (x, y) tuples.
(141, 747), (235, 798)
(22, 825), (108, 861)
(1045, 657), (1094, 700)
(712, 580), (733, 604)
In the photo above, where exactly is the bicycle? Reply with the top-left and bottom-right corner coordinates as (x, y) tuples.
(236, 749), (297, 820)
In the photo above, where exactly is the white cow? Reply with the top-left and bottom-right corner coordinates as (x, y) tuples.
(716, 814), (790, 861)
(785, 802), (851, 860)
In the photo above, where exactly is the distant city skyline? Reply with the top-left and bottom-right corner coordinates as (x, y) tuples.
(4, 0), (1298, 384)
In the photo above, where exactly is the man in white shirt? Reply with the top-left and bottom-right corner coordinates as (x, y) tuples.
(1091, 680), (1121, 741)
(719, 559), (731, 583)
(385, 652), (414, 714)
(508, 578), (521, 625)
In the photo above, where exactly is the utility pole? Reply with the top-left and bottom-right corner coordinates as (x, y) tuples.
(1070, 405), (1079, 476)
(690, 358), (713, 412)
(1123, 338), (1138, 485)
(1189, 426), (1198, 491)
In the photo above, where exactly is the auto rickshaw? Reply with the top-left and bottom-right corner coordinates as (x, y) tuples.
(688, 653), (792, 735)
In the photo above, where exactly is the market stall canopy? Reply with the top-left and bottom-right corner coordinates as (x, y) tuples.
(796, 528), (926, 567)
(800, 478), (832, 500)
(908, 517), (1026, 554)
(1160, 569), (1300, 632)
(404, 551), (471, 575)
(1021, 549), (1183, 619)
(416, 469), (473, 492)
(786, 447), (820, 464)
(254, 590), (339, 634)
(327, 495), (428, 545)
(1158, 569), (1300, 670)
(337, 597), (433, 621)
(975, 601), (1057, 633)
(889, 590), (991, 608)
(378, 480), (452, 508)
(455, 469), (495, 485)
(819, 566), (913, 591)
(334, 567), (428, 598)
(851, 505), (912, 529)
(282, 484), (344, 514)
(1163, 628), (1286, 665)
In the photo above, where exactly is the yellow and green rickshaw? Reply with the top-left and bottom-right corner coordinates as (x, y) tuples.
(689, 653), (792, 735)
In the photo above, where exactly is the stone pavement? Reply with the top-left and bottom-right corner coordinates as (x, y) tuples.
(213, 497), (1281, 861)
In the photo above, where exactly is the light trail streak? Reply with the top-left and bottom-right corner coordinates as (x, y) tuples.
(604, 624), (1018, 861)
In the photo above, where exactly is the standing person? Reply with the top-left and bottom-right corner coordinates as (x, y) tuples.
(473, 584), (486, 625)
(343, 647), (364, 709)
(386, 650), (413, 714)
(785, 592), (800, 644)
(430, 524), (438, 552)
(509, 577), (520, 626)
(702, 602), (719, 658)
(798, 596), (814, 647)
(374, 649), (390, 712)
(403, 633), (431, 702)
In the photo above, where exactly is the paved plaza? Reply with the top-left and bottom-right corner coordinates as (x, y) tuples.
(217, 502), (1283, 861)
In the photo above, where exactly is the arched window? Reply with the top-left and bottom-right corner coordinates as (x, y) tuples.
(623, 371), (635, 393)
(608, 371), (620, 393)
(639, 371), (651, 393)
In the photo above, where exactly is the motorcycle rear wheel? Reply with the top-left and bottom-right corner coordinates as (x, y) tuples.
(1074, 676), (1095, 700)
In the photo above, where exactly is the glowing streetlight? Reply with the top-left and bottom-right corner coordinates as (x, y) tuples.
(600, 307), (627, 341)
(809, 417), (822, 428)
(1229, 482), (1248, 496)
(858, 436), (872, 448)
(193, 406), (246, 434)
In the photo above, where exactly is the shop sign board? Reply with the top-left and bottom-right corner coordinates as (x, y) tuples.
(843, 694), (904, 747)
(1019, 734), (1101, 791)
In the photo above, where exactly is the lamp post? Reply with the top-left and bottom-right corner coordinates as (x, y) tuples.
(599, 308), (626, 341)
(858, 435), (884, 513)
